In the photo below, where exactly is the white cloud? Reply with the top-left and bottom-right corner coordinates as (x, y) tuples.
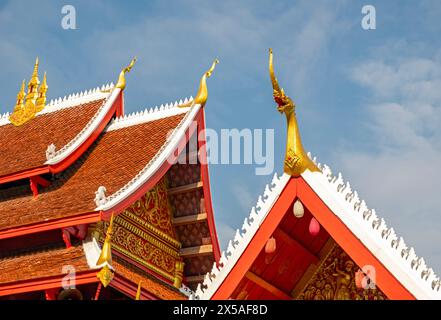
(339, 48), (441, 273)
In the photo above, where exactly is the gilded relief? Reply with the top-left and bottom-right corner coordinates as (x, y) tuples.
(124, 177), (176, 239)
(297, 245), (387, 300)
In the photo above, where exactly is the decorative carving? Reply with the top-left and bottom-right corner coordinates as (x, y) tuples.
(268, 49), (319, 177)
(116, 57), (137, 90)
(297, 245), (387, 300)
(109, 221), (177, 279)
(174, 260), (185, 288)
(123, 177), (175, 238)
(179, 59), (219, 108)
(94, 186), (107, 207)
(96, 180), (182, 281)
(9, 58), (49, 126)
(46, 143), (57, 161)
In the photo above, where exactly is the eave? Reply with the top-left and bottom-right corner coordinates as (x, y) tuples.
(0, 85), (122, 186)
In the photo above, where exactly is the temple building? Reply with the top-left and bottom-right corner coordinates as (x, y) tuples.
(0, 52), (440, 300)
(0, 58), (220, 299)
(190, 50), (441, 300)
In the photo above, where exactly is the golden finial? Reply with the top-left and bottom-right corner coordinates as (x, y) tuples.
(9, 58), (47, 126)
(36, 72), (48, 112)
(269, 48), (319, 176)
(26, 57), (40, 102)
(96, 214), (115, 287)
(180, 58), (219, 108)
(135, 281), (142, 300)
(116, 57), (137, 90)
(14, 80), (26, 112)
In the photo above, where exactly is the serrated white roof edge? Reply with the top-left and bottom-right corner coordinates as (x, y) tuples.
(105, 97), (194, 132)
(301, 156), (441, 300)
(45, 87), (121, 165)
(191, 155), (441, 300)
(94, 103), (201, 212)
(191, 173), (291, 300)
(0, 83), (114, 127)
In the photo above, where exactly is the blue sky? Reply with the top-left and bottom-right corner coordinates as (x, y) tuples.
(1, 0), (441, 274)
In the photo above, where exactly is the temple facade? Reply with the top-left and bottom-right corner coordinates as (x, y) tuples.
(0, 58), (219, 299)
(0, 53), (440, 300)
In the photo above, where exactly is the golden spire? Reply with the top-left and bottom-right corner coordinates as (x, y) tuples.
(116, 57), (137, 90)
(180, 58), (219, 108)
(13, 80), (26, 113)
(96, 214), (115, 287)
(269, 48), (319, 177)
(26, 57), (40, 102)
(36, 72), (48, 112)
(135, 280), (142, 300)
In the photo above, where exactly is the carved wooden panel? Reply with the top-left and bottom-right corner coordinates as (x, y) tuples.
(297, 245), (387, 300)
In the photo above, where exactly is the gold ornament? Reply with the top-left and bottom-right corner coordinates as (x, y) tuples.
(180, 58), (219, 108)
(297, 245), (387, 300)
(116, 57), (137, 90)
(9, 58), (48, 126)
(173, 260), (185, 288)
(96, 265), (114, 288)
(269, 49), (319, 177)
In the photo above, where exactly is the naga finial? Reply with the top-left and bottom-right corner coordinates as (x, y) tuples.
(180, 58), (219, 108)
(269, 48), (319, 176)
(96, 214), (115, 287)
(116, 57), (137, 90)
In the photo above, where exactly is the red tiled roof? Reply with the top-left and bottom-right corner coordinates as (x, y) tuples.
(0, 114), (186, 231)
(0, 99), (105, 178)
(0, 245), (89, 284)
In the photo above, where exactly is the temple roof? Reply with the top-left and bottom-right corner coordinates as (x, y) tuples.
(0, 84), (118, 183)
(0, 245), (89, 286)
(0, 100), (195, 233)
(192, 160), (441, 300)
(0, 243), (185, 299)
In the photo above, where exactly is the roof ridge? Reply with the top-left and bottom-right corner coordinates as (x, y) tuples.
(304, 153), (441, 298)
(105, 96), (194, 131)
(192, 172), (291, 300)
(0, 83), (114, 127)
(95, 103), (202, 211)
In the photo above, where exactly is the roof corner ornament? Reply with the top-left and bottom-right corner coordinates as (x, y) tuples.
(269, 49), (320, 177)
(180, 58), (219, 108)
(9, 57), (48, 126)
(115, 57), (137, 90)
(46, 143), (57, 161)
(94, 186), (107, 207)
(96, 214), (115, 287)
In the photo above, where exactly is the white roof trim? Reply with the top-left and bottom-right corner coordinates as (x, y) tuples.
(300, 156), (441, 300)
(105, 96), (193, 132)
(0, 83), (114, 127)
(45, 87), (121, 165)
(192, 154), (441, 300)
(191, 173), (291, 300)
(95, 103), (201, 212)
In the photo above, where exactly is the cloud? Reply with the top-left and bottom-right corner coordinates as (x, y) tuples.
(338, 48), (441, 273)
